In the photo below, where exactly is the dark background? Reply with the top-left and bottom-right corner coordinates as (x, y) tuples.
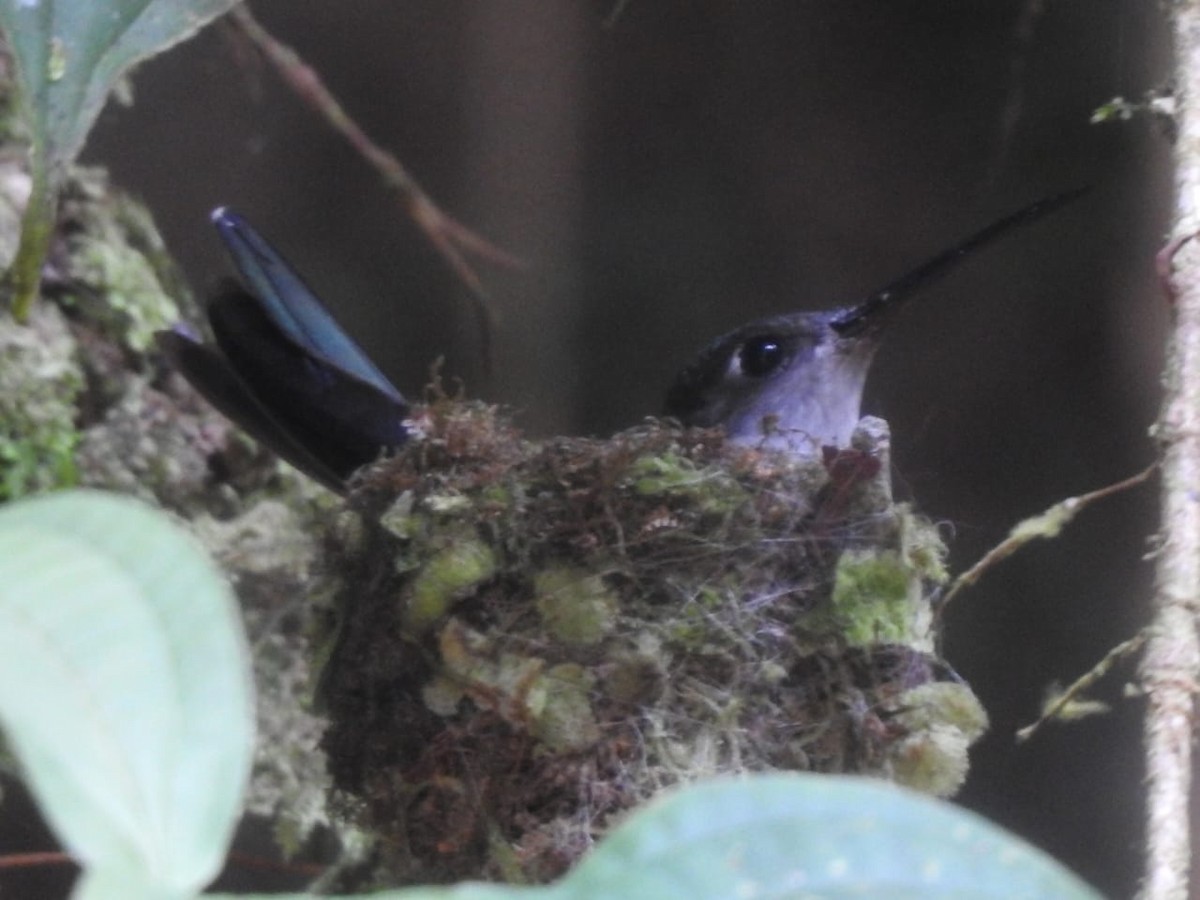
(15, 2), (1173, 896)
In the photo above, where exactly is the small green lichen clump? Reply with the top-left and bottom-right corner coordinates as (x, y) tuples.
(54, 168), (181, 353)
(0, 302), (81, 499)
(315, 401), (986, 884)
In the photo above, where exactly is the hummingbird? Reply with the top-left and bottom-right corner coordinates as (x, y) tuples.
(158, 191), (1082, 492)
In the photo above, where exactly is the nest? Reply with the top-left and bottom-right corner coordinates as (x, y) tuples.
(314, 399), (986, 884)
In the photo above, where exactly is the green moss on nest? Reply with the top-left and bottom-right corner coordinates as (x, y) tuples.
(527, 663), (600, 751)
(830, 549), (915, 646)
(534, 566), (617, 645)
(404, 537), (498, 633)
(889, 682), (989, 796)
(627, 450), (749, 515)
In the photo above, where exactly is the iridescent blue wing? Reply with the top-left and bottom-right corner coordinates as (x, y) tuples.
(209, 208), (405, 404)
(204, 281), (409, 483)
(157, 211), (410, 492)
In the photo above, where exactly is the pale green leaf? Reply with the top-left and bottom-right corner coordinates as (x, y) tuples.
(0, 0), (241, 170)
(0, 0), (239, 318)
(555, 774), (1102, 899)
(0, 489), (254, 897)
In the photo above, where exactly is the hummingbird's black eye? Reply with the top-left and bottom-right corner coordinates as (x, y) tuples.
(738, 337), (785, 377)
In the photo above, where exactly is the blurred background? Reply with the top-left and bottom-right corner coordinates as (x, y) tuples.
(21, 1), (1172, 895)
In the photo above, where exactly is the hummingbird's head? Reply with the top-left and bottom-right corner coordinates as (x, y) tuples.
(663, 308), (883, 456)
(662, 189), (1085, 457)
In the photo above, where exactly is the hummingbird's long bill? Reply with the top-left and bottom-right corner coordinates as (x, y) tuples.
(830, 187), (1088, 337)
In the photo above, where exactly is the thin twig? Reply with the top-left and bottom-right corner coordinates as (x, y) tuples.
(226, 850), (326, 878)
(936, 464), (1156, 612)
(0, 851), (73, 869)
(1015, 632), (1148, 743)
(228, 4), (521, 375)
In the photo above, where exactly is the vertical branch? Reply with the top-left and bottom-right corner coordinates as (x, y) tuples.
(1142, 6), (1200, 898)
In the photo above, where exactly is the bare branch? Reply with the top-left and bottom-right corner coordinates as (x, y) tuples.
(1141, 8), (1200, 895)
(228, 4), (522, 375)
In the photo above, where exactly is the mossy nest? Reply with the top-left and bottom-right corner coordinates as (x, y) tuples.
(315, 399), (986, 884)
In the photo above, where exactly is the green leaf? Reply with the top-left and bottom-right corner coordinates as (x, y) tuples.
(0, 0), (240, 319)
(212, 774), (1102, 900)
(0, 489), (254, 897)
(555, 774), (1103, 899)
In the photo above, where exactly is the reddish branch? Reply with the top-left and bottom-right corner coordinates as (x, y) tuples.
(228, 4), (521, 372)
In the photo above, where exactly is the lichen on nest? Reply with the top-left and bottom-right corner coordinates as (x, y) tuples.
(315, 398), (985, 884)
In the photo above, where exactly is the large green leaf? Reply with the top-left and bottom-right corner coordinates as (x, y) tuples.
(216, 773), (1102, 900)
(554, 774), (1102, 900)
(0, 0), (240, 319)
(0, 490), (254, 899)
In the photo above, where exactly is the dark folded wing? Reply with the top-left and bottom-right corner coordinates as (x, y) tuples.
(204, 284), (410, 486)
(156, 326), (347, 492)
